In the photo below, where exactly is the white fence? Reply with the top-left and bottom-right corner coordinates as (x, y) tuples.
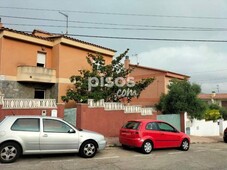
(88, 99), (154, 116)
(186, 118), (227, 136)
(0, 95), (57, 109)
(0, 94), (3, 105)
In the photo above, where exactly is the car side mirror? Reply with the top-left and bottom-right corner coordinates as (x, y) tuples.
(68, 129), (75, 133)
(174, 129), (179, 133)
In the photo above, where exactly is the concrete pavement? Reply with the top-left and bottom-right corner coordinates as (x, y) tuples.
(189, 135), (223, 144)
(106, 135), (224, 147)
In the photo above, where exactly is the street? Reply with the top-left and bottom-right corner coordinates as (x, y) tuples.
(0, 143), (227, 170)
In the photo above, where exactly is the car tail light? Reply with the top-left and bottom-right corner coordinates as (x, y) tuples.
(120, 129), (140, 137)
(132, 131), (140, 137)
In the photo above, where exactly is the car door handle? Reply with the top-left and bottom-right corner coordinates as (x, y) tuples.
(43, 134), (48, 137)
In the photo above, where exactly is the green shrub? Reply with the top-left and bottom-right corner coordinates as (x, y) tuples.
(204, 109), (221, 121)
(219, 107), (227, 120)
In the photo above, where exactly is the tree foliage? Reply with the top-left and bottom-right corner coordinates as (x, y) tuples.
(204, 109), (221, 121)
(62, 49), (154, 103)
(155, 79), (207, 119)
(207, 103), (227, 120)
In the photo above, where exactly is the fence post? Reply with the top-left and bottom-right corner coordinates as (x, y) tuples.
(0, 94), (4, 105)
(0, 94), (3, 120)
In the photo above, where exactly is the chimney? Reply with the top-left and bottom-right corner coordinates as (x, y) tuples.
(124, 56), (130, 69)
(0, 18), (3, 28)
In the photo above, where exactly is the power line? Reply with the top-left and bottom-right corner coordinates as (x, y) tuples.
(0, 15), (64, 22)
(64, 34), (227, 43)
(190, 69), (227, 75)
(5, 23), (227, 32)
(3, 22), (227, 42)
(8, 28), (227, 43)
(2, 15), (227, 31)
(0, 6), (227, 20)
(7, 28), (227, 43)
(192, 78), (227, 83)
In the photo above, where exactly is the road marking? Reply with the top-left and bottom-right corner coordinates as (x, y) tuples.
(64, 159), (75, 162)
(211, 149), (221, 151)
(168, 152), (183, 155)
(194, 150), (206, 152)
(133, 154), (152, 157)
(94, 156), (119, 160)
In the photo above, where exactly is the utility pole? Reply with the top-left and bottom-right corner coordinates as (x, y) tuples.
(132, 54), (139, 65)
(59, 11), (68, 35)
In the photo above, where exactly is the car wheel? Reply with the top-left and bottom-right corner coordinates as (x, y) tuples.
(180, 139), (190, 151)
(141, 140), (153, 154)
(0, 142), (21, 163)
(79, 141), (97, 158)
(224, 137), (227, 143)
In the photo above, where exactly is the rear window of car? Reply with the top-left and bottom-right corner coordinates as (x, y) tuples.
(123, 121), (141, 130)
(11, 118), (40, 132)
(146, 122), (159, 130)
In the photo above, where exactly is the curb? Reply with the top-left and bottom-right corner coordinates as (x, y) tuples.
(106, 136), (223, 147)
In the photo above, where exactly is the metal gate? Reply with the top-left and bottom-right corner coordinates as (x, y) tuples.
(64, 108), (77, 126)
(157, 114), (181, 131)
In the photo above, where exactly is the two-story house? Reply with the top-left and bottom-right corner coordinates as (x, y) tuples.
(0, 23), (115, 107)
(124, 56), (190, 107)
(0, 21), (190, 109)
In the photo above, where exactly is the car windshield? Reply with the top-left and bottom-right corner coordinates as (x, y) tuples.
(123, 121), (140, 130)
(63, 119), (83, 131)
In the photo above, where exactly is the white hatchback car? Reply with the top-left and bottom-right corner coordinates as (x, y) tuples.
(0, 116), (106, 163)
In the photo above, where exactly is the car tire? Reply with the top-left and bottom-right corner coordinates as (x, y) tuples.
(224, 137), (227, 143)
(79, 141), (97, 158)
(141, 140), (153, 154)
(0, 142), (21, 163)
(122, 144), (130, 150)
(180, 139), (190, 151)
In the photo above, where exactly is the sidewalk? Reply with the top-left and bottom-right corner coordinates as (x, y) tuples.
(189, 135), (223, 144)
(106, 135), (224, 147)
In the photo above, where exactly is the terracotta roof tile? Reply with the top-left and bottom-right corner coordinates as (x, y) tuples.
(129, 64), (189, 78)
(1, 27), (116, 52)
(52, 35), (116, 52)
(0, 27), (53, 41)
(198, 93), (227, 99)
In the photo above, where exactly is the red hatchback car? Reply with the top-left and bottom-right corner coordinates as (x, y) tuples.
(119, 119), (190, 154)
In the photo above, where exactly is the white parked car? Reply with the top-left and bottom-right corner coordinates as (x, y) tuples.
(0, 116), (106, 163)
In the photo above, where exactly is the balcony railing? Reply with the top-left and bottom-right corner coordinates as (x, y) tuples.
(1, 97), (57, 109)
(88, 99), (154, 115)
(17, 66), (56, 83)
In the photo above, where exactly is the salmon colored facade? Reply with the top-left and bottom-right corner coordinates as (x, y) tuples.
(76, 103), (157, 137)
(0, 26), (115, 107)
(198, 93), (227, 109)
(0, 23), (189, 109)
(124, 57), (189, 107)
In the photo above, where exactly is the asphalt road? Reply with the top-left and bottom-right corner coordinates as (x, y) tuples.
(1, 143), (227, 170)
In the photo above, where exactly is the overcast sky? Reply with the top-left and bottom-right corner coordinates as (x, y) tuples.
(1, 0), (227, 93)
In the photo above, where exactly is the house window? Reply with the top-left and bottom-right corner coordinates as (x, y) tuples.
(34, 89), (45, 99)
(37, 52), (46, 67)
